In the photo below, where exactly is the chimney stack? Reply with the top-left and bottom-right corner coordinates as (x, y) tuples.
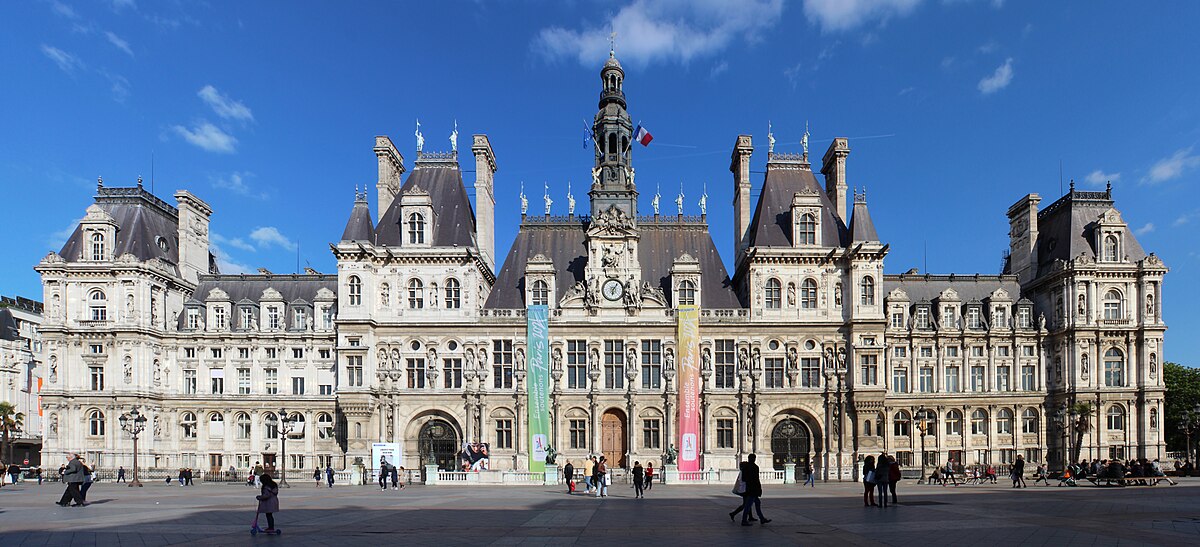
(1006, 193), (1042, 284)
(472, 134), (498, 272)
(374, 136), (405, 223)
(730, 135), (754, 256)
(821, 138), (850, 222)
(174, 190), (213, 284)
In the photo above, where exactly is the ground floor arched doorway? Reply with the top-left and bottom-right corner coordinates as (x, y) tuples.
(417, 418), (460, 471)
(601, 409), (627, 468)
(771, 418), (811, 477)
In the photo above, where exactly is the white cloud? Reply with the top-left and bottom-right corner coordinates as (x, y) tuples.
(50, 0), (79, 19)
(898, 86), (915, 95)
(41, 45), (84, 74)
(105, 31), (134, 56)
(1144, 147), (1200, 184)
(1084, 169), (1119, 187)
(211, 232), (256, 253)
(783, 61), (804, 88)
(47, 223), (78, 250)
(1135, 223), (1155, 236)
(111, 0), (137, 11)
(802, 0), (921, 32)
(1175, 213), (1193, 227)
(212, 171), (265, 198)
(99, 70), (130, 102)
(198, 85), (254, 122)
(533, 0), (784, 67)
(978, 41), (999, 54)
(249, 226), (296, 251)
(978, 57), (1014, 94)
(709, 60), (729, 78)
(173, 121), (237, 153)
(208, 235), (252, 274)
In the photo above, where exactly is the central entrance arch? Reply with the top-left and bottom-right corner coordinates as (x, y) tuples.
(418, 418), (460, 471)
(771, 418), (811, 475)
(601, 409), (627, 469)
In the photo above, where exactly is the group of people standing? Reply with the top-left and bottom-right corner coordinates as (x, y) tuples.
(377, 458), (406, 490)
(562, 456), (657, 498)
(312, 465), (338, 488)
(861, 452), (901, 507)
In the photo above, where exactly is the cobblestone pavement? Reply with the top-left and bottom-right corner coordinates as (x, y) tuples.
(1, 478), (1198, 546)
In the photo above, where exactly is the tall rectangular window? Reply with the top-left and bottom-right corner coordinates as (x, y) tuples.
(717, 418), (735, 449)
(945, 366), (961, 393)
(604, 340), (624, 389)
(860, 355), (878, 386)
(214, 307), (227, 330)
(346, 356), (363, 387)
(890, 312), (905, 328)
(210, 370), (224, 394)
(292, 376), (305, 395)
(569, 419), (587, 449)
(238, 368), (251, 395)
(919, 367), (934, 393)
(642, 419), (661, 449)
(970, 366), (985, 392)
(186, 308), (199, 330)
(765, 357), (785, 388)
(183, 369), (197, 394)
(265, 368), (279, 395)
(407, 358), (427, 389)
(493, 340), (513, 389)
(995, 365), (1010, 392)
(715, 339), (735, 389)
(800, 358), (820, 387)
(1021, 365), (1036, 391)
(444, 358), (462, 389)
(241, 308), (253, 330)
(293, 308), (306, 330)
(495, 419), (513, 449)
(90, 366), (104, 391)
(566, 340), (587, 389)
(641, 340), (662, 389)
(321, 306), (333, 329)
(892, 368), (909, 393)
(238, 347), (250, 359)
(267, 306), (280, 330)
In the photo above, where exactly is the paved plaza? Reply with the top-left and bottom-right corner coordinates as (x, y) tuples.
(1, 478), (1199, 546)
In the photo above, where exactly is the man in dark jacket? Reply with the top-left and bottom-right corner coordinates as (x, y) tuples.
(563, 461), (575, 494)
(738, 454), (770, 526)
(56, 454), (87, 507)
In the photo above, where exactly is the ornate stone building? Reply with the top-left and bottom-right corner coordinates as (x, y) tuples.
(1, 296), (44, 465)
(36, 52), (1167, 479)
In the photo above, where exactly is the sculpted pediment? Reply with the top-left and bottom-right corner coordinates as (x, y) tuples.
(989, 288), (1011, 301)
(938, 288), (960, 301)
(314, 287), (336, 301)
(260, 287), (283, 301)
(887, 288), (909, 301)
(207, 288), (230, 301)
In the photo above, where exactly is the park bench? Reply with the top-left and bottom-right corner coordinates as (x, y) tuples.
(1086, 476), (1175, 487)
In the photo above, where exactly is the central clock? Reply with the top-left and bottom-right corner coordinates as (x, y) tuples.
(602, 278), (624, 301)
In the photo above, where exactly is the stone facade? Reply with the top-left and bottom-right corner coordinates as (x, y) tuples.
(35, 55), (1167, 479)
(0, 296), (44, 465)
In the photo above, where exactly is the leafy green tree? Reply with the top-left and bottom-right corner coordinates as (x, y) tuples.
(1165, 362), (1200, 454)
(0, 401), (25, 464)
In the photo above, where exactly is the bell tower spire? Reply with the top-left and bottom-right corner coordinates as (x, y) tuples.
(590, 51), (637, 218)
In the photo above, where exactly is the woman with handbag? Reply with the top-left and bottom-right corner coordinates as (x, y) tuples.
(887, 455), (901, 504)
(735, 454), (769, 526)
(632, 461), (645, 498)
(874, 452), (892, 508)
(862, 455), (877, 507)
(594, 456), (608, 498)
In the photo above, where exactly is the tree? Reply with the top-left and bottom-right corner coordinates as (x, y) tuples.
(0, 401), (25, 464)
(1067, 401), (1094, 464)
(1164, 362), (1200, 453)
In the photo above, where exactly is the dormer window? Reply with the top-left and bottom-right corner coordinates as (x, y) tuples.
(267, 306), (280, 330)
(89, 289), (107, 321)
(293, 308), (307, 330)
(214, 307), (227, 330)
(240, 307), (253, 329)
(1017, 306), (1031, 328)
(1103, 234), (1119, 262)
(915, 307), (930, 330)
(407, 212), (425, 244)
(942, 306), (955, 328)
(677, 280), (696, 306)
(797, 213), (817, 245)
(186, 308), (200, 330)
(966, 307), (982, 330)
(91, 233), (105, 261)
(531, 280), (550, 306)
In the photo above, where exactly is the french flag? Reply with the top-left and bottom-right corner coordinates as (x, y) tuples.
(633, 124), (653, 146)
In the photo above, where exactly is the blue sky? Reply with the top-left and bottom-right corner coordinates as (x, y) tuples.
(2, 0), (1198, 363)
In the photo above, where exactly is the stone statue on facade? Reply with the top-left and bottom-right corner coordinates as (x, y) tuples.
(49, 414), (58, 437)
(49, 357), (58, 383)
(515, 348), (526, 372)
(751, 348), (762, 371)
(450, 119), (458, 153)
(588, 347), (600, 374)
(701, 347), (712, 372)
(767, 120), (775, 154)
(801, 121), (810, 157)
(626, 167), (635, 189)
(520, 183), (528, 215)
(591, 166), (601, 188)
(665, 445), (678, 465)
(652, 186), (661, 215)
(1081, 353), (1090, 380)
(567, 182), (576, 216)
(738, 348), (750, 373)
(698, 186), (707, 216)
(415, 119), (424, 152)
(544, 183), (553, 215)
(675, 189), (684, 215)
(153, 360), (162, 385)
(552, 347), (563, 373)
(124, 356), (132, 384)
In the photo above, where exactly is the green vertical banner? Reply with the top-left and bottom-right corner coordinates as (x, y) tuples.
(527, 304), (551, 472)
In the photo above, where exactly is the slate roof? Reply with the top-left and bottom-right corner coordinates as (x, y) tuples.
(883, 274), (1021, 305)
(848, 199), (879, 242)
(375, 158), (476, 247)
(341, 194), (375, 242)
(0, 308), (19, 342)
(484, 217), (742, 309)
(746, 165), (847, 247)
(189, 274), (338, 305)
(1030, 190), (1146, 277)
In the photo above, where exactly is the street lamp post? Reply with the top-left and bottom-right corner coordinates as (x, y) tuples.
(118, 407), (148, 487)
(915, 408), (933, 484)
(1052, 404), (1067, 473)
(278, 409), (294, 487)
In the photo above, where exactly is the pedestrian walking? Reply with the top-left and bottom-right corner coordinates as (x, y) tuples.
(396, 466), (406, 489)
(37, 467), (43, 485)
(253, 462), (264, 487)
(645, 462), (654, 490)
(874, 452), (892, 508)
(736, 454), (769, 526)
(56, 453), (87, 507)
(803, 461), (815, 487)
(583, 457), (595, 494)
(326, 464), (335, 488)
(6, 461), (20, 485)
(942, 460), (959, 486)
(314, 468), (322, 488)
(564, 461), (575, 494)
(255, 473), (280, 534)
(186, 468), (194, 486)
(116, 466), (126, 483)
(594, 456), (608, 498)
(632, 461), (645, 498)
(389, 463), (399, 490)
(1012, 455), (1027, 488)
(378, 458), (389, 491)
(862, 455), (877, 506)
(1032, 463), (1049, 485)
(79, 459), (95, 502)
(887, 455), (900, 504)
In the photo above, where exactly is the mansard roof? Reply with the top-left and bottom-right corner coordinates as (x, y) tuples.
(341, 193), (375, 243)
(484, 217), (742, 309)
(883, 273), (1021, 306)
(746, 165), (847, 248)
(188, 274), (337, 306)
(375, 156), (476, 247)
(1031, 187), (1147, 276)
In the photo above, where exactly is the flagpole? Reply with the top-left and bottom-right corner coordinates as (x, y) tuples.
(624, 120), (641, 156)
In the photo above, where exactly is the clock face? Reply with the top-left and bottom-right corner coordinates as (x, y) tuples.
(602, 279), (624, 301)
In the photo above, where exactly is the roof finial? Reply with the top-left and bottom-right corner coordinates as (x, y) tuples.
(609, 27), (617, 58)
(567, 181), (576, 216)
(1106, 180), (1112, 196)
(519, 182), (528, 216)
(802, 121), (810, 159)
(450, 119), (459, 153)
(97, 176), (103, 190)
(767, 120), (775, 154)
(543, 181), (553, 216)
(1069, 179), (1075, 193)
(415, 119), (424, 153)
(137, 175), (143, 188)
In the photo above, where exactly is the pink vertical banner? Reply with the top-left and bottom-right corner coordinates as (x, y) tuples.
(677, 305), (701, 472)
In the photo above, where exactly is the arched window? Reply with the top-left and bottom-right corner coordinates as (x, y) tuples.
(444, 278), (461, 309)
(860, 276), (875, 305)
(1103, 234), (1119, 261)
(264, 412), (279, 439)
(893, 410), (911, 436)
(863, 419), (873, 436)
(1104, 348), (1125, 387)
(1021, 408), (1039, 434)
(970, 409), (988, 435)
(181, 412), (197, 439)
(407, 212), (425, 244)
(1103, 290), (1123, 320)
(1107, 405), (1126, 431)
(236, 412), (252, 439)
(531, 280), (549, 306)
(946, 409), (963, 435)
(89, 289), (107, 321)
(91, 233), (105, 261)
(408, 278), (424, 309)
(378, 282), (390, 308)
(801, 279), (818, 309)
(608, 133), (618, 154)
(209, 412), (225, 438)
(678, 280), (696, 306)
(798, 213), (817, 245)
(997, 408), (1014, 435)
(88, 409), (105, 436)
(764, 278), (782, 309)
(347, 276), (362, 306)
(317, 412), (335, 439)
